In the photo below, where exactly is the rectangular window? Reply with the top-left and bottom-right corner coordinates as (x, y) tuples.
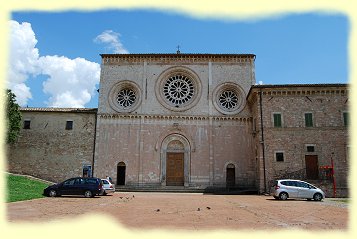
(273, 113), (282, 127)
(276, 152), (284, 162)
(305, 113), (313, 127)
(343, 112), (348, 126)
(23, 120), (31, 129)
(307, 146), (315, 152)
(65, 120), (73, 130)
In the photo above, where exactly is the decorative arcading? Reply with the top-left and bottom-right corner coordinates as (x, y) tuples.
(261, 89), (348, 96)
(101, 54), (254, 64)
(98, 113), (251, 122)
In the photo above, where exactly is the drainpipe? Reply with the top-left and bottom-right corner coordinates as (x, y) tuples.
(259, 89), (267, 193)
(91, 109), (98, 177)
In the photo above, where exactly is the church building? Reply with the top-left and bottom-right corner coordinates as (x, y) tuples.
(7, 53), (349, 197)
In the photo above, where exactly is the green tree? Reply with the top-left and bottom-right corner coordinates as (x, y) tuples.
(6, 89), (22, 144)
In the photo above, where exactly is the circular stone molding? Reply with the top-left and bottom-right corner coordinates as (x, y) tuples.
(156, 67), (202, 112)
(213, 83), (246, 115)
(108, 81), (142, 113)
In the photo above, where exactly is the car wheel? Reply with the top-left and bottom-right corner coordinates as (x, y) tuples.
(279, 192), (288, 200)
(313, 193), (323, 201)
(84, 190), (93, 198)
(49, 189), (57, 197)
(102, 191), (107, 196)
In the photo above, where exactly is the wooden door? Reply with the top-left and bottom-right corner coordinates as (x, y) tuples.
(305, 155), (319, 179)
(166, 153), (184, 186)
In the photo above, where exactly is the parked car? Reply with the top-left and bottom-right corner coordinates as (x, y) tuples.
(101, 179), (115, 195)
(43, 177), (104, 198)
(271, 179), (325, 201)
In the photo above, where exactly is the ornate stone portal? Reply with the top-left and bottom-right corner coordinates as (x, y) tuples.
(160, 134), (191, 187)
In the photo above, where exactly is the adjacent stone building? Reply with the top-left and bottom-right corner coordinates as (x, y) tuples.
(7, 53), (349, 197)
(7, 108), (97, 183)
(247, 84), (349, 196)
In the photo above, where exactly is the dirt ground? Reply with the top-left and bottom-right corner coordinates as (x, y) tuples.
(7, 192), (349, 230)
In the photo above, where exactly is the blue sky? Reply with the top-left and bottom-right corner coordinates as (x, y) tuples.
(9, 10), (349, 108)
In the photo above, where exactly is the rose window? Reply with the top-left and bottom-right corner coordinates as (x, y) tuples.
(163, 75), (194, 106)
(218, 90), (239, 110)
(116, 88), (136, 108)
(108, 81), (141, 113)
(213, 83), (245, 115)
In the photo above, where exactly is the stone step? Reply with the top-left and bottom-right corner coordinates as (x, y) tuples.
(115, 186), (258, 195)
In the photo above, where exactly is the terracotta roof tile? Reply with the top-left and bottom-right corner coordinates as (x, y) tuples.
(20, 107), (97, 113)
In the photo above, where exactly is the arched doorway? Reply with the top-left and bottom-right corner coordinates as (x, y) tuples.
(226, 163), (235, 187)
(117, 162), (126, 185)
(166, 140), (185, 186)
(160, 134), (191, 187)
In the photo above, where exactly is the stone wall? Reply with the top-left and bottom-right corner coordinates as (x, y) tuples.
(7, 108), (97, 183)
(93, 114), (256, 189)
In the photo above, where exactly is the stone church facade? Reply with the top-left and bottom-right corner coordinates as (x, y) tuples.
(7, 53), (349, 197)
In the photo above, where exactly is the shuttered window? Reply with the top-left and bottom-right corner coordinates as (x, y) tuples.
(305, 113), (313, 127)
(273, 113), (282, 127)
(343, 112), (348, 126)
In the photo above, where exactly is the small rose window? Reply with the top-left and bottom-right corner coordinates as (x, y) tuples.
(213, 83), (245, 115)
(109, 81), (141, 113)
(116, 88), (136, 108)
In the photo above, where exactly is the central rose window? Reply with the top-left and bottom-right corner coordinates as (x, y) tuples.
(156, 68), (201, 112)
(163, 75), (194, 106)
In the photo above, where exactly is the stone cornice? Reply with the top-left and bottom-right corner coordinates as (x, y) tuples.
(247, 84), (348, 103)
(100, 53), (255, 64)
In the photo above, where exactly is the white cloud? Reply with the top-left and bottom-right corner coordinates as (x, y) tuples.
(8, 20), (101, 108)
(94, 30), (129, 54)
(38, 55), (100, 108)
(7, 20), (40, 106)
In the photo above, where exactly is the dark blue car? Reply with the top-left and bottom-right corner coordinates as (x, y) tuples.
(43, 177), (104, 198)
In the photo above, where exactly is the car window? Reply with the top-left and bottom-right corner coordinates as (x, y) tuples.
(308, 184), (316, 189)
(102, 180), (109, 185)
(63, 179), (75, 186)
(75, 178), (84, 185)
(282, 181), (297, 187)
(84, 178), (97, 184)
(296, 181), (309, 188)
(289, 181), (298, 187)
